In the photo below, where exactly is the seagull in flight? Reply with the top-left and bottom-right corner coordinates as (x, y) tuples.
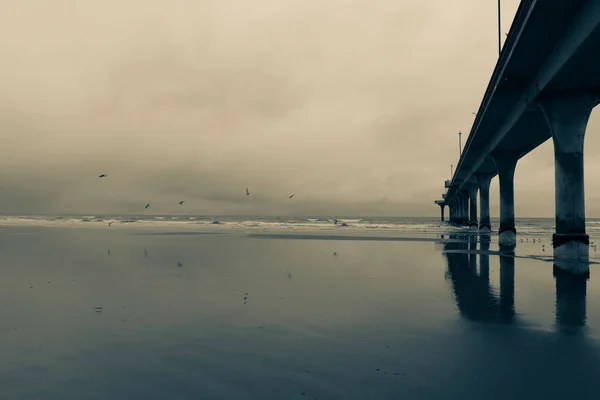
(179, 201), (185, 205)
(98, 174), (107, 178)
(246, 188), (250, 196)
(145, 203), (150, 210)
(288, 194), (295, 199)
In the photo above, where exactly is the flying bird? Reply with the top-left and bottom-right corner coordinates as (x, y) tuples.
(246, 188), (250, 196)
(288, 194), (295, 199)
(108, 221), (113, 227)
(145, 203), (150, 209)
(98, 174), (107, 178)
(179, 201), (185, 205)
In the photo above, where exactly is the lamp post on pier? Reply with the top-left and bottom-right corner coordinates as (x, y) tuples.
(498, 0), (502, 56)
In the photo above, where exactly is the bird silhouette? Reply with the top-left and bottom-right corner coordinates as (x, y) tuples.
(288, 194), (295, 198)
(145, 203), (150, 209)
(179, 201), (185, 205)
(246, 188), (250, 195)
(98, 174), (107, 178)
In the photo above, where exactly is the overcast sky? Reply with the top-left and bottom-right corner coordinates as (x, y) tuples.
(1, 0), (599, 217)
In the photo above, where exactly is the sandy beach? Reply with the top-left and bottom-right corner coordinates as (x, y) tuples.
(1, 223), (600, 399)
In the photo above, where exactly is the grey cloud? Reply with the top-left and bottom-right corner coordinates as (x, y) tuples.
(4, 0), (600, 217)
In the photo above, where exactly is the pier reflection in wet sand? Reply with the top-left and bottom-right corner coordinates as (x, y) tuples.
(555, 267), (587, 333)
(444, 234), (514, 323)
(443, 234), (587, 332)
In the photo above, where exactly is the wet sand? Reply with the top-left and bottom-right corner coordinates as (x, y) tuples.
(1, 225), (600, 399)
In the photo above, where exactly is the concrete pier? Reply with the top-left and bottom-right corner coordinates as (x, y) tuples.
(492, 153), (519, 247)
(540, 93), (599, 275)
(475, 173), (494, 233)
(435, 0), (600, 278)
(467, 183), (478, 229)
(440, 204), (445, 221)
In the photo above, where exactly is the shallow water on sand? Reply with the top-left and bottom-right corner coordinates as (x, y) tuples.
(1, 225), (600, 399)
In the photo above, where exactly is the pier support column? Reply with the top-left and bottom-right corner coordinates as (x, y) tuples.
(540, 93), (599, 276)
(456, 193), (465, 225)
(452, 197), (460, 224)
(439, 204), (445, 221)
(467, 183), (478, 229)
(492, 153), (519, 247)
(453, 198), (460, 224)
(460, 190), (469, 225)
(456, 192), (463, 224)
(475, 173), (494, 233)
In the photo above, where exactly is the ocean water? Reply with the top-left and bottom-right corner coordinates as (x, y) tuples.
(5, 213), (600, 236)
(1, 216), (600, 399)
